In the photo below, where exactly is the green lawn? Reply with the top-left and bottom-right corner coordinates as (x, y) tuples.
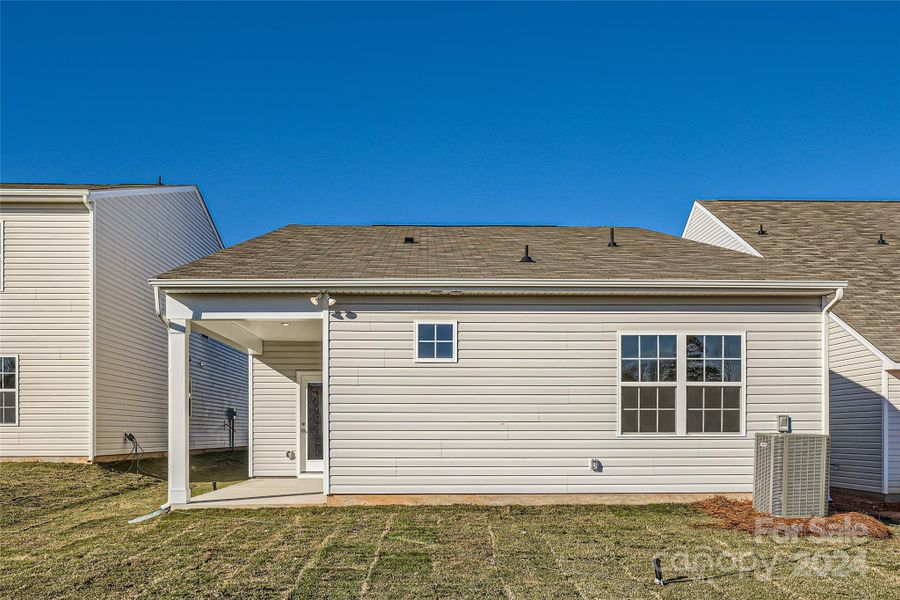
(1, 460), (898, 599)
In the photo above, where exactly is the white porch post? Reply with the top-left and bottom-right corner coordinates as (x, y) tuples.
(167, 318), (191, 505)
(322, 299), (330, 495)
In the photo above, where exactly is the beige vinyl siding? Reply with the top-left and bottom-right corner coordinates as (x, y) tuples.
(188, 334), (248, 450)
(251, 341), (322, 476)
(888, 371), (900, 494)
(0, 202), (92, 457)
(327, 296), (823, 495)
(682, 204), (759, 256)
(827, 320), (884, 493)
(93, 188), (247, 455)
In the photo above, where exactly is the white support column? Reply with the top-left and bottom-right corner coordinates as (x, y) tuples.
(167, 319), (191, 506)
(322, 302), (330, 495)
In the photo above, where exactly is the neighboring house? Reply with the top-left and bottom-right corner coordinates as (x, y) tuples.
(683, 200), (900, 499)
(150, 225), (845, 506)
(0, 183), (248, 462)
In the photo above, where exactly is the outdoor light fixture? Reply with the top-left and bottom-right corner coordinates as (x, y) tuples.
(281, 322), (290, 327)
(310, 296), (319, 306)
(328, 297), (336, 306)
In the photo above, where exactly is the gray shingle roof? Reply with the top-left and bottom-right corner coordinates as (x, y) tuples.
(698, 200), (900, 362)
(157, 224), (827, 282)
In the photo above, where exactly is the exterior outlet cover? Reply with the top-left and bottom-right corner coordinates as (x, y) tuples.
(590, 459), (603, 472)
(777, 415), (791, 433)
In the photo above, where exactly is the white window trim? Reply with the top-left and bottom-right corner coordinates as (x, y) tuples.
(0, 354), (19, 427)
(414, 320), (458, 363)
(616, 332), (746, 438)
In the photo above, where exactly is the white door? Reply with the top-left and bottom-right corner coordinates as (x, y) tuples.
(297, 371), (323, 474)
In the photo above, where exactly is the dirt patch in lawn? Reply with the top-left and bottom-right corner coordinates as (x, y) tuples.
(692, 495), (892, 540)
(830, 488), (900, 524)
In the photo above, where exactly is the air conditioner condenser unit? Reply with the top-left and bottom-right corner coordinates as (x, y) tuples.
(753, 433), (830, 517)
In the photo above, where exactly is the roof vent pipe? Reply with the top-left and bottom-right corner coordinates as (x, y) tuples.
(519, 245), (535, 263)
(607, 227), (618, 247)
(758, 223), (767, 235)
(877, 233), (887, 245)
(404, 236), (415, 244)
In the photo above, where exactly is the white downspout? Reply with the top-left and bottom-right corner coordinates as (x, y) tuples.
(883, 369), (890, 496)
(153, 285), (171, 328)
(821, 288), (844, 435)
(85, 193), (96, 463)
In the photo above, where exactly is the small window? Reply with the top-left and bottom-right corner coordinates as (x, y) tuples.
(415, 322), (457, 362)
(1, 356), (18, 425)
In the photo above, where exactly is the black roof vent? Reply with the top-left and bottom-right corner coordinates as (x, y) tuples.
(877, 233), (887, 245)
(157, 175), (164, 185)
(519, 245), (535, 263)
(607, 227), (618, 247)
(758, 223), (767, 235)
(404, 236), (415, 244)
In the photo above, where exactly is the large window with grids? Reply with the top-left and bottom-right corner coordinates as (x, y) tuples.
(619, 333), (744, 436)
(1, 356), (17, 425)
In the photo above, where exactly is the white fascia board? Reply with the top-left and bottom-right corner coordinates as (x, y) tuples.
(0, 188), (91, 201)
(830, 313), (900, 370)
(682, 201), (764, 258)
(150, 278), (847, 295)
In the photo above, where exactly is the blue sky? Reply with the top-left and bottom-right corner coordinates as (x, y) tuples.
(2, 2), (898, 246)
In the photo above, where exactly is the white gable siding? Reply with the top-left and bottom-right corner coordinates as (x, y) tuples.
(251, 341), (322, 476)
(827, 320), (884, 493)
(682, 203), (761, 256)
(92, 188), (247, 456)
(327, 296), (822, 495)
(0, 201), (92, 457)
(888, 371), (900, 495)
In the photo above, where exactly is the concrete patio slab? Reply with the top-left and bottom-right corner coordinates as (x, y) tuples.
(180, 477), (325, 509)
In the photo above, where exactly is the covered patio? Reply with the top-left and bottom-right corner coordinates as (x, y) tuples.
(185, 477), (326, 508)
(158, 289), (332, 508)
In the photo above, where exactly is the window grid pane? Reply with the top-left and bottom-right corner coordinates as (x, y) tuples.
(686, 336), (741, 383)
(620, 337), (677, 434)
(417, 325), (455, 360)
(686, 386), (741, 433)
(621, 386), (676, 434)
(686, 333), (743, 432)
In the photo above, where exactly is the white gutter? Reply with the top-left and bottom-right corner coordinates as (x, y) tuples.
(0, 188), (92, 201)
(820, 288), (845, 435)
(150, 278), (847, 294)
